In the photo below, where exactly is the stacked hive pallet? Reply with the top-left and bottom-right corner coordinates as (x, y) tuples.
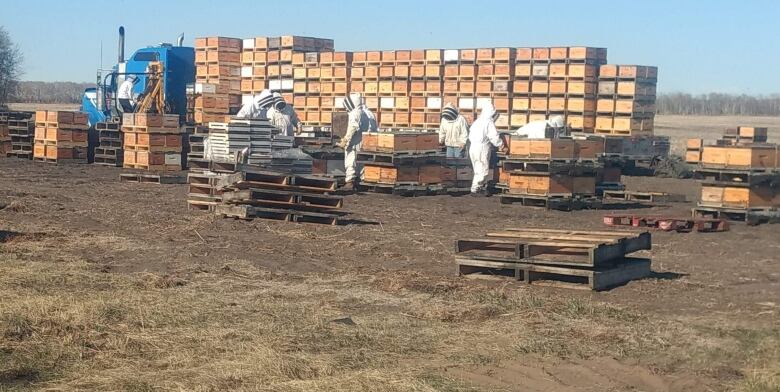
(596, 65), (657, 136)
(443, 48), (513, 128)
(4, 112), (34, 159)
(455, 228), (652, 290)
(93, 120), (122, 166)
(195, 37), (242, 124)
(207, 119), (275, 165)
(213, 165), (345, 225)
(359, 132), (447, 194)
(499, 138), (604, 210)
(511, 47), (605, 132)
(0, 114), (10, 155)
(408, 50), (443, 129)
(693, 142), (779, 224)
(122, 113), (182, 172)
(33, 111), (88, 163)
(240, 36), (335, 113)
(186, 124), (209, 161)
(375, 50), (411, 128)
(186, 159), (236, 212)
(316, 51), (352, 126)
(349, 51), (382, 122)
(686, 127), (769, 164)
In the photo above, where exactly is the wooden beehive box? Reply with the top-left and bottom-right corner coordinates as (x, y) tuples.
(700, 185), (779, 208)
(362, 165), (382, 183)
(509, 139), (576, 160)
(508, 174), (595, 196)
(379, 166), (418, 184)
(574, 139), (605, 160)
(700, 145), (778, 169)
(376, 133), (417, 153)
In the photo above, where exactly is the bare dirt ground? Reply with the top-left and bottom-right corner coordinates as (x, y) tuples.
(1, 122), (780, 391)
(655, 115), (780, 155)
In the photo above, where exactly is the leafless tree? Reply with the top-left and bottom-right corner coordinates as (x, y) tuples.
(11, 81), (92, 104)
(0, 26), (23, 109)
(657, 93), (780, 116)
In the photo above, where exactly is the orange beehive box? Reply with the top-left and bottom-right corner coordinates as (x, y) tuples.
(508, 174), (595, 196)
(508, 139), (576, 160)
(686, 150), (702, 164)
(700, 145), (778, 169)
(380, 166), (418, 184)
(363, 164), (382, 182)
(418, 165), (442, 184)
(700, 185), (779, 208)
(686, 138), (703, 150)
(574, 139), (605, 160)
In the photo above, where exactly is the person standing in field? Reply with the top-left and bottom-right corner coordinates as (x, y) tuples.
(467, 102), (507, 196)
(438, 103), (469, 158)
(338, 92), (376, 191)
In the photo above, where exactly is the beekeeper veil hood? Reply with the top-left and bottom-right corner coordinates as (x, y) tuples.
(478, 101), (495, 121)
(549, 115), (565, 129)
(441, 103), (458, 121)
(343, 92), (363, 111)
(255, 89), (274, 109)
(272, 92), (287, 110)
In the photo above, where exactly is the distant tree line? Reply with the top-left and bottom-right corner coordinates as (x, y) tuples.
(10, 81), (92, 104)
(0, 26), (23, 109)
(657, 93), (780, 116)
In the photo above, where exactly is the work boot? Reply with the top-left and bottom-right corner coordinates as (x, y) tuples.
(340, 181), (354, 192)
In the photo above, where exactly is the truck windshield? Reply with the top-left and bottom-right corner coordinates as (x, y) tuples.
(133, 52), (159, 62)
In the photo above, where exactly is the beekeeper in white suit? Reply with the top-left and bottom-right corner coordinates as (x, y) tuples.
(338, 92), (376, 191)
(438, 103), (469, 158)
(514, 115), (567, 139)
(468, 102), (507, 196)
(235, 89), (274, 119)
(117, 75), (138, 113)
(267, 92), (301, 136)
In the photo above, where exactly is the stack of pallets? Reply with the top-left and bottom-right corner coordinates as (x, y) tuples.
(186, 159), (236, 211)
(93, 120), (122, 167)
(498, 138), (604, 210)
(0, 113), (10, 155)
(596, 65), (657, 136)
(195, 36), (243, 124)
(33, 111), (89, 163)
(122, 113), (182, 172)
(359, 132), (446, 195)
(512, 47), (606, 132)
(213, 165), (345, 224)
(455, 228), (652, 290)
(207, 119), (274, 165)
(693, 142), (780, 224)
(4, 112), (35, 159)
(186, 124), (209, 161)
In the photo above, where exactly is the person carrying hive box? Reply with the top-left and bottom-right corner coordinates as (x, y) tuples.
(514, 115), (567, 139)
(338, 92), (377, 191)
(468, 102), (508, 196)
(267, 92), (301, 136)
(438, 103), (470, 158)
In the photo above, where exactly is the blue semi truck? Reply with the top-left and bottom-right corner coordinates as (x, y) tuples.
(81, 27), (195, 126)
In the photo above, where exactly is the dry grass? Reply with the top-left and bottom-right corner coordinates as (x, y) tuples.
(1, 231), (778, 391)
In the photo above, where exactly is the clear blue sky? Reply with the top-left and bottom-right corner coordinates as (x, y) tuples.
(2, 0), (778, 94)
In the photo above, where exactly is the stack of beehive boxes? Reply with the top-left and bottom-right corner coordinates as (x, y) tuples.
(122, 113), (183, 172)
(317, 52), (352, 126)
(349, 51), (382, 120)
(194, 37), (242, 124)
(360, 132), (443, 188)
(407, 50), (443, 129)
(500, 138), (604, 208)
(695, 142), (779, 223)
(596, 65), (657, 136)
(511, 47), (606, 132)
(33, 111), (89, 163)
(376, 51), (411, 128)
(240, 36), (334, 114)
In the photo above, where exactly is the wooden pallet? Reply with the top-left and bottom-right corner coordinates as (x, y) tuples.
(222, 188), (343, 210)
(360, 181), (447, 196)
(214, 204), (343, 225)
(603, 214), (729, 233)
(457, 257), (651, 291)
(499, 193), (602, 211)
(119, 173), (186, 184)
(218, 168), (338, 193)
(694, 167), (780, 186)
(456, 228), (651, 268)
(356, 150), (445, 166)
(602, 190), (686, 203)
(501, 159), (602, 175)
(33, 157), (86, 164)
(693, 206), (780, 225)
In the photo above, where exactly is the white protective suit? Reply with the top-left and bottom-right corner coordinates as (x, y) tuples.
(117, 79), (135, 100)
(266, 93), (301, 136)
(514, 115), (566, 139)
(438, 105), (469, 148)
(236, 89), (273, 119)
(468, 103), (505, 193)
(341, 93), (374, 183)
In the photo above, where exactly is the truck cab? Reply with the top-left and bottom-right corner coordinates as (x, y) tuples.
(82, 28), (194, 127)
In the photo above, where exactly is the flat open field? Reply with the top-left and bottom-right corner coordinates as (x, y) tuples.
(1, 119), (779, 391)
(655, 115), (780, 155)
